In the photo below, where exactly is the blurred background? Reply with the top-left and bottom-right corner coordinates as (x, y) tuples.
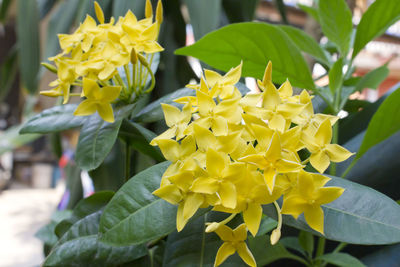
(0, 0), (398, 266)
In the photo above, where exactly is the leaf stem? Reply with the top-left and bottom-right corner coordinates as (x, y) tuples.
(125, 140), (131, 182)
(124, 64), (132, 90)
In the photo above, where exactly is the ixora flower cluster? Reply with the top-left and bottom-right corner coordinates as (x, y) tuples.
(41, 0), (163, 123)
(152, 62), (353, 267)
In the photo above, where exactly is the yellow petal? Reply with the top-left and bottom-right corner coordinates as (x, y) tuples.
(94, 1), (104, 24)
(204, 69), (221, 87)
(183, 193), (204, 221)
(265, 132), (282, 162)
(304, 205), (324, 234)
(310, 150), (330, 173)
(219, 181), (237, 209)
(190, 177), (219, 194)
(224, 61), (242, 85)
(262, 82), (280, 110)
(278, 79), (293, 99)
(325, 144), (353, 162)
(263, 167), (277, 193)
(215, 224), (234, 241)
(316, 187), (344, 205)
(277, 102), (305, 118)
(243, 203), (262, 236)
(269, 113), (286, 132)
(150, 127), (176, 146)
(212, 115), (228, 136)
(193, 124), (216, 151)
(97, 103), (115, 123)
(161, 104), (181, 127)
(152, 184), (182, 204)
(82, 78), (99, 99)
(206, 148), (227, 177)
(197, 89), (215, 117)
(74, 100), (97, 117)
(238, 154), (268, 169)
(237, 243), (257, 267)
(155, 139), (180, 162)
(261, 61), (272, 88)
(214, 243), (236, 267)
(233, 224), (248, 241)
(315, 119), (332, 146)
(281, 196), (308, 219)
(176, 203), (188, 232)
(98, 85), (121, 102)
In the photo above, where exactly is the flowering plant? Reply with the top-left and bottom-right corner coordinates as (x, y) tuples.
(18, 0), (400, 266)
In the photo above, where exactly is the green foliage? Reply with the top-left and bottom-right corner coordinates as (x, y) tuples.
(316, 252), (366, 267)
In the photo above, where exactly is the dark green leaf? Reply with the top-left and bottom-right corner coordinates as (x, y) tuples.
(279, 237), (306, 256)
(256, 216), (277, 236)
(298, 231), (314, 256)
(35, 210), (73, 247)
(354, 86), (400, 161)
(318, 0), (353, 54)
(175, 22), (314, 89)
(273, 0), (288, 24)
(119, 120), (164, 161)
(361, 244), (400, 266)
(298, 4), (320, 23)
(20, 104), (85, 134)
(329, 57), (343, 94)
(0, 124), (41, 155)
(99, 162), (179, 246)
(64, 162), (83, 210)
(75, 105), (133, 171)
(279, 25), (331, 66)
(317, 252), (366, 267)
(264, 175), (400, 244)
(353, 0), (400, 58)
(0, 0), (12, 22)
(0, 46), (18, 102)
(45, 211), (146, 267)
(184, 0), (222, 40)
(354, 65), (389, 93)
(45, 0), (80, 60)
(16, 0), (40, 94)
(222, 0), (259, 23)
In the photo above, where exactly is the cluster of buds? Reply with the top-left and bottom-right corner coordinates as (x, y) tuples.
(152, 62), (352, 266)
(41, 0), (163, 122)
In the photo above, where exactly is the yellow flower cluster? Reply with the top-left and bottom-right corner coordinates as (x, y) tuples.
(41, 1), (163, 122)
(152, 62), (352, 267)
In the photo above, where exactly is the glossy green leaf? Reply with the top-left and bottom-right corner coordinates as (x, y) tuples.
(279, 25), (331, 66)
(316, 252), (366, 267)
(99, 162), (179, 246)
(45, 211), (146, 267)
(16, 0), (40, 94)
(0, 46), (17, 102)
(318, 0), (352, 54)
(353, 0), (400, 58)
(355, 87), (400, 161)
(264, 175), (400, 244)
(329, 57), (343, 94)
(0, 124), (41, 155)
(133, 82), (249, 123)
(184, 0), (221, 40)
(119, 120), (163, 161)
(75, 105), (133, 171)
(222, 0), (259, 23)
(175, 22), (314, 89)
(20, 104), (85, 134)
(298, 231), (314, 256)
(354, 65), (389, 93)
(298, 4), (320, 23)
(45, 0), (80, 60)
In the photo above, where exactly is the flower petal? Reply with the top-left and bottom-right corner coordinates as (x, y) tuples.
(304, 205), (324, 234)
(97, 103), (115, 123)
(219, 181), (237, 209)
(214, 242), (236, 267)
(325, 144), (353, 162)
(243, 203), (262, 236)
(237, 242), (256, 267)
(310, 150), (330, 174)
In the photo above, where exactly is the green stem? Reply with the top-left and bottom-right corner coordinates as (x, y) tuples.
(287, 254), (310, 266)
(313, 89), (335, 114)
(125, 140), (131, 182)
(143, 64), (156, 94)
(341, 159), (357, 178)
(333, 242), (347, 253)
(132, 63), (137, 92)
(329, 123), (339, 176)
(316, 237), (325, 258)
(124, 65), (132, 89)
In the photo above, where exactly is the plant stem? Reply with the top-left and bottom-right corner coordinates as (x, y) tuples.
(125, 140), (131, 182)
(329, 123), (339, 176)
(124, 65), (132, 89)
(333, 242), (347, 253)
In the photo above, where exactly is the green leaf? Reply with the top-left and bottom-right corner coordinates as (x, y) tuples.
(222, 0), (259, 23)
(44, 211), (147, 267)
(318, 0), (353, 54)
(133, 83), (250, 123)
(35, 210), (73, 247)
(0, 124), (41, 155)
(298, 231), (314, 256)
(45, 0), (80, 60)
(163, 212), (247, 266)
(316, 252), (366, 267)
(354, 65), (389, 93)
(184, 0), (221, 40)
(16, 0), (40, 94)
(75, 105), (133, 171)
(329, 57), (343, 94)
(0, 0), (12, 22)
(37, 0), (58, 19)
(298, 4), (320, 23)
(256, 216), (277, 236)
(20, 104), (85, 134)
(361, 243), (400, 266)
(119, 120), (163, 161)
(279, 237), (306, 256)
(355, 86), (400, 161)
(99, 162), (179, 246)
(353, 0), (400, 58)
(0, 46), (18, 102)
(175, 22), (314, 89)
(264, 175), (400, 244)
(279, 25), (331, 66)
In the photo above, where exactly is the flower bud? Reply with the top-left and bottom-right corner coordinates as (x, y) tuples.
(270, 228), (281, 245)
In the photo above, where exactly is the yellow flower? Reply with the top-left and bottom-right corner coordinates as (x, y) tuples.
(281, 171), (344, 234)
(73, 78), (121, 122)
(213, 224), (256, 267)
(302, 119), (353, 173)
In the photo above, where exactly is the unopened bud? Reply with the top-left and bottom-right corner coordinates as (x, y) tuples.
(137, 53), (149, 67)
(156, 0), (163, 25)
(130, 48), (138, 64)
(41, 62), (57, 73)
(270, 228), (281, 245)
(205, 222), (220, 233)
(94, 1), (105, 24)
